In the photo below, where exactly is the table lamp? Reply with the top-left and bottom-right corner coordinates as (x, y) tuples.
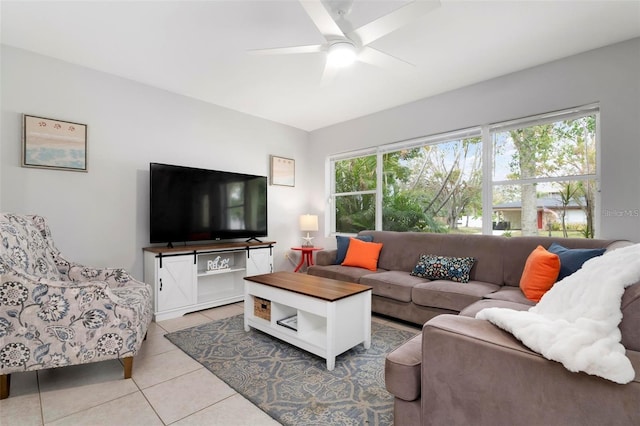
(299, 214), (318, 247)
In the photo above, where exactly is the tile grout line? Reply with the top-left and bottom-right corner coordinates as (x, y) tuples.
(40, 383), (140, 425)
(135, 376), (168, 426)
(163, 391), (241, 425)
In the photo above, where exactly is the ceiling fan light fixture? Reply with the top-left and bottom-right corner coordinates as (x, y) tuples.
(327, 41), (357, 67)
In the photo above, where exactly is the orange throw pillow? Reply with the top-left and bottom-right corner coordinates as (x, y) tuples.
(342, 237), (384, 271)
(520, 245), (561, 302)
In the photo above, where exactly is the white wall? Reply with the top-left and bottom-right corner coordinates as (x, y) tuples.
(1, 46), (310, 278)
(3, 38), (639, 279)
(309, 38), (640, 247)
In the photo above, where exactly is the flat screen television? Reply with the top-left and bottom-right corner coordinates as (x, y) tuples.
(150, 163), (267, 245)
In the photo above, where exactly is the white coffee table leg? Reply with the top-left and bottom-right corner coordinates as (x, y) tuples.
(364, 290), (372, 349)
(326, 302), (336, 370)
(243, 287), (250, 332)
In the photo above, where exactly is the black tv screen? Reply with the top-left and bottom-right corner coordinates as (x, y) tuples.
(150, 163), (268, 244)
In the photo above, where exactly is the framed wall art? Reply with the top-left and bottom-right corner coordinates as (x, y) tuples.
(22, 114), (88, 172)
(270, 155), (295, 187)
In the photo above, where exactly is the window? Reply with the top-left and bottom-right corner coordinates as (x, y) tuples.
(380, 136), (482, 233)
(490, 108), (598, 237)
(332, 154), (377, 233)
(328, 105), (599, 238)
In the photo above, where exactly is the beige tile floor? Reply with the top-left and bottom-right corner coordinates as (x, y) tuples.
(1, 302), (419, 426)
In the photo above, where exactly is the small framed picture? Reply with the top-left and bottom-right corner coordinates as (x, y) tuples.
(270, 155), (295, 187)
(22, 114), (88, 172)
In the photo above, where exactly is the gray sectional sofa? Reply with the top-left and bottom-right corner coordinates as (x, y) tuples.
(307, 230), (640, 425)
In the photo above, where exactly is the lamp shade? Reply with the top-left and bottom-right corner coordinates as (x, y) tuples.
(299, 214), (319, 232)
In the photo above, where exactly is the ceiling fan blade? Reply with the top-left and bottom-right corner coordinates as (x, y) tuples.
(348, 0), (441, 46)
(299, 0), (345, 39)
(358, 46), (414, 71)
(320, 61), (339, 86)
(249, 45), (324, 55)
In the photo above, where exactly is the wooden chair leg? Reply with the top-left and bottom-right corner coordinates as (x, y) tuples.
(123, 357), (133, 379)
(0, 374), (10, 399)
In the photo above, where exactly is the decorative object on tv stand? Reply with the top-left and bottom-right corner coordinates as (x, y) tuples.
(299, 214), (318, 247)
(22, 114), (88, 172)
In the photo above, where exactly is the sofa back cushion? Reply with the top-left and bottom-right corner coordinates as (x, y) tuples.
(359, 231), (506, 285)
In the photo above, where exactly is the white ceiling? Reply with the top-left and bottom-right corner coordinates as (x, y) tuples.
(2, 1), (639, 131)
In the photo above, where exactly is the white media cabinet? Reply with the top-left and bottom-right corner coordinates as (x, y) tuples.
(143, 241), (275, 321)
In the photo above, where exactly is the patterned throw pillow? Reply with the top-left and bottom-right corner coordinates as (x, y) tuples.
(411, 254), (476, 283)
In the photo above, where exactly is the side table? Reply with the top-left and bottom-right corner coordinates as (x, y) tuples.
(291, 246), (323, 272)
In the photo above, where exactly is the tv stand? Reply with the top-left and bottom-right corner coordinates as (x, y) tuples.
(143, 241), (275, 321)
(245, 237), (263, 243)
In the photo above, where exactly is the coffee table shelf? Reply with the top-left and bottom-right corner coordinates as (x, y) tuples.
(244, 272), (372, 370)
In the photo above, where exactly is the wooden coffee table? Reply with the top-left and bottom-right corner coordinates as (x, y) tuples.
(244, 271), (372, 370)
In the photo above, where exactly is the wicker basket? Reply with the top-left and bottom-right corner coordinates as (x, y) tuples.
(254, 297), (271, 321)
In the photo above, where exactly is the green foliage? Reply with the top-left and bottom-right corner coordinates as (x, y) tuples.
(334, 155), (377, 193)
(382, 192), (446, 233)
(335, 193), (375, 234)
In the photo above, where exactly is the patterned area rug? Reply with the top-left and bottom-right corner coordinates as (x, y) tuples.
(164, 314), (417, 425)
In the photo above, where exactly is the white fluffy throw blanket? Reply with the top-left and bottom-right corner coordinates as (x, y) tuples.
(477, 243), (640, 384)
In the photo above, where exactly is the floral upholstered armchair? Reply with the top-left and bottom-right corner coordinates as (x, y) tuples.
(0, 213), (152, 399)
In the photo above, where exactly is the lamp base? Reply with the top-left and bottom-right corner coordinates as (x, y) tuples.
(302, 232), (314, 247)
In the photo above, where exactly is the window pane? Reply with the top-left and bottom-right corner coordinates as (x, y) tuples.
(334, 155), (377, 193)
(492, 179), (597, 238)
(335, 193), (375, 233)
(493, 115), (596, 181)
(382, 138), (482, 233)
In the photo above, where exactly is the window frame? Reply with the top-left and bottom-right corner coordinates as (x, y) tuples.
(327, 104), (600, 238)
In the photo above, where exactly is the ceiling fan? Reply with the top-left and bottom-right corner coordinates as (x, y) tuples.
(250, 0), (441, 84)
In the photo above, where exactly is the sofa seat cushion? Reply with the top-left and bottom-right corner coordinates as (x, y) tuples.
(385, 333), (422, 401)
(411, 280), (500, 312)
(484, 286), (535, 305)
(360, 271), (425, 302)
(459, 299), (533, 317)
(306, 264), (385, 283)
